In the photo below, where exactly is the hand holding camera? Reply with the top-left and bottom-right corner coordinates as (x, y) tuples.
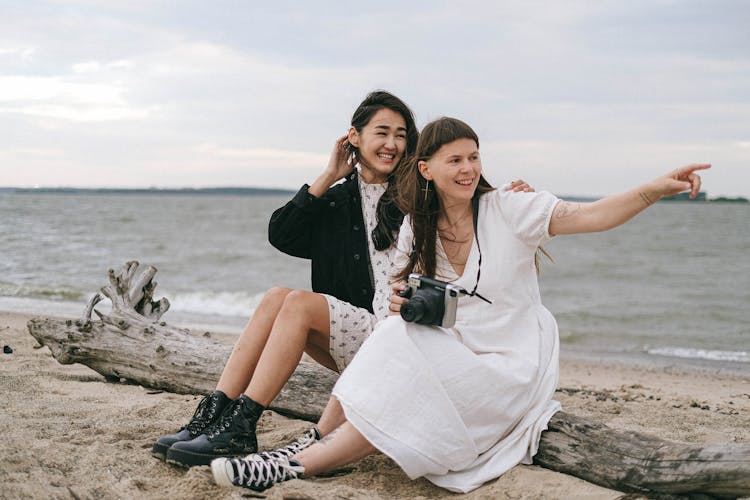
(394, 274), (467, 328)
(388, 282), (409, 316)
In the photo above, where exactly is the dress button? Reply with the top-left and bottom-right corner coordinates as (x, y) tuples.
(353, 224), (360, 231)
(329, 201), (336, 207)
(361, 288), (368, 295)
(353, 253), (360, 260)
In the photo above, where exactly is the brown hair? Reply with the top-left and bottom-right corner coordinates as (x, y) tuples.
(346, 90), (419, 251)
(395, 117), (494, 280)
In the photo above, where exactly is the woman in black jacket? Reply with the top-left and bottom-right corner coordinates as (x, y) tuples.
(152, 91), (419, 468)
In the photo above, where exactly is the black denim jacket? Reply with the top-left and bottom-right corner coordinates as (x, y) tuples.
(268, 173), (374, 312)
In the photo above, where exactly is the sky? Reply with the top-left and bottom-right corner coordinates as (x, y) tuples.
(1, 0), (748, 197)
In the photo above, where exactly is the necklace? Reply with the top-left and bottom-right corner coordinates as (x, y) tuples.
(438, 226), (473, 244)
(438, 209), (472, 231)
(438, 208), (473, 244)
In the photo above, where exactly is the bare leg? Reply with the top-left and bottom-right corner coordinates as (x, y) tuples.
(293, 421), (377, 476)
(245, 290), (332, 406)
(304, 338), (338, 372)
(215, 287), (292, 398)
(317, 397), (346, 436)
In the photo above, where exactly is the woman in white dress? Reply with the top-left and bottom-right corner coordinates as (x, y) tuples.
(211, 116), (709, 493)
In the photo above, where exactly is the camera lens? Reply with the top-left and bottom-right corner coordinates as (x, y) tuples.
(401, 296), (434, 324)
(401, 300), (424, 323)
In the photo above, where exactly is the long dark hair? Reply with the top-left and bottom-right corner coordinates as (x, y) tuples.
(396, 117), (494, 281)
(346, 90), (419, 250)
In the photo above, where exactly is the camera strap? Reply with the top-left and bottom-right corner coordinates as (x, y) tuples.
(467, 196), (493, 304)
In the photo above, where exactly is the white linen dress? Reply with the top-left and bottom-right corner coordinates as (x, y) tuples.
(332, 188), (562, 493)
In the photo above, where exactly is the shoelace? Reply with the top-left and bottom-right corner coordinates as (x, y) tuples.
(230, 455), (301, 489)
(184, 394), (217, 434)
(205, 398), (243, 439)
(258, 428), (319, 460)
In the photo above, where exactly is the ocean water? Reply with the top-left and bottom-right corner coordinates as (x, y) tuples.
(1, 192), (748, 374)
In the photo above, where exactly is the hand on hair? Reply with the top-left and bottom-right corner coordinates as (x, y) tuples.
(324, 134), (355, 182)
(308, 135), (356, 197)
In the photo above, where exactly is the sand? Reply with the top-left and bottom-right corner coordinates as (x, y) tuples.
(1, 310), (748, 499)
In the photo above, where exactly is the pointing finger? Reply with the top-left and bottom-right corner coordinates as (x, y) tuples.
(689, 173), (702, 198)
(678, 164), (711, 177)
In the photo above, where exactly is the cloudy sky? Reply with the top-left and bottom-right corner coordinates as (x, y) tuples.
(1, 0), (748, 197)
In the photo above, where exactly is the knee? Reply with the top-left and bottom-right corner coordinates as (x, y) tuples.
(281, 289), (319, 315)
(237, 287), (293, 340)
(261, 286), (292, 307)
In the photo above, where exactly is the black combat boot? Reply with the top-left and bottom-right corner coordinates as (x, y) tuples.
(165, 395), (265, 468)
(151, 390), (232, 460)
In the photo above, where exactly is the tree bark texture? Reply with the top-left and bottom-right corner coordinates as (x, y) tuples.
(26, 262), (750, 498)
(537, 412), (750, 498)
(26, 261), (335, 421)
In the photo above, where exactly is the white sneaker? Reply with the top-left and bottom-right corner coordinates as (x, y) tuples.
(258, 427), (321, 461)
(212, 454), (304, 491)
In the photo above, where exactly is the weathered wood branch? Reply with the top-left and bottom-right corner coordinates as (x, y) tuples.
(27, 261), (335, 421)
(27, 262), (750, 498)
(537, 412), (750, 498)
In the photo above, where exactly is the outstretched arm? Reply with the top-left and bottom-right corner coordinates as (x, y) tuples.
(549, 164), (710, 236)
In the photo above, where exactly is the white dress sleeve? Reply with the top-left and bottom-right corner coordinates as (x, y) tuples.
(494, 188), (560, 247)
(391, 215), (413, 280)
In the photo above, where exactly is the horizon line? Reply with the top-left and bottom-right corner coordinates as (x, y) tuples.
(1, 186), (746, 202)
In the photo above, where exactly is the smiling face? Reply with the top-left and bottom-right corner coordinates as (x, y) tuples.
(418, 137), (481, 206)
(348, 108), (407, 184)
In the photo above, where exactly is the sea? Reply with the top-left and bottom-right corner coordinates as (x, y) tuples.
(1, 190), (748, 375)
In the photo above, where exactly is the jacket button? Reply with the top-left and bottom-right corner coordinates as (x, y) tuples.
(353, 253), (360, 260)
(353, 224), (360, 231)
(329, 201), (336, 207)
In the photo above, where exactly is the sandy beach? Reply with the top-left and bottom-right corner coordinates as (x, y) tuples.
(1, 310), (748, 500)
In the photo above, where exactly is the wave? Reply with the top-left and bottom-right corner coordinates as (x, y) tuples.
(0, 281), (267, 320)
(0, 288), (270, 327)
(647, 346), (749, 364)
(166, 290), (266, 319)
(0, 282), (84, 301)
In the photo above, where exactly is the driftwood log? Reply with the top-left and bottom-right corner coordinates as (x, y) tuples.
(27, 261), (335, 421)
(27, 262), (750, 498)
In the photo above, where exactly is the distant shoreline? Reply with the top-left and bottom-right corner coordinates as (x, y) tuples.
(2, 187), (747, 202)
(560, 193), (748, 203)
(0, 186), (296, 196)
